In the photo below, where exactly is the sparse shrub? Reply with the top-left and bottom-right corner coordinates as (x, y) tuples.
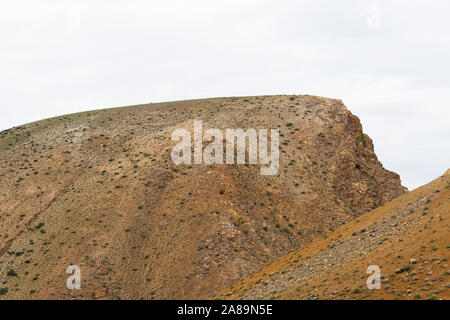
(360, 133), (367, 148)
(35, 222), (44, 230)
(7, 268), (17, 277)
(402, 264), (413, 272)
(352, 286), (362, 293)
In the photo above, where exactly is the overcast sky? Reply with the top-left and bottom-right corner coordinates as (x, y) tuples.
(1, 0), (449, 189)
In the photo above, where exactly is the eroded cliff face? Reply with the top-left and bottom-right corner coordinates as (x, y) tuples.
(302, 99), (407, 214)
(0, 95), (406, 299)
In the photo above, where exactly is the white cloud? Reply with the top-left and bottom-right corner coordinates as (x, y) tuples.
(0, 0), (449, 189)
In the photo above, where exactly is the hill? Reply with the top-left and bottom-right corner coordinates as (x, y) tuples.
(0, 95), (406, 299)
(217, 170), (449, 300)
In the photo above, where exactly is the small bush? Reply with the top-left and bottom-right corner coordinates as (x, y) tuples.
(35, 222), (44, 230)
(7, 268), (18, 277)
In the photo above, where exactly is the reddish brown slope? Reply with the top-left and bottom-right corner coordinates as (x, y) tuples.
(0, 95), (405, 299)
(217, 170), (449, 300)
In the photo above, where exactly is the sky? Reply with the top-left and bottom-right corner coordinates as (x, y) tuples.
(0, 0), (449, 189)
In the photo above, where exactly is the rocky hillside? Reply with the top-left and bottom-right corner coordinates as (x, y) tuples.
(217, 170), (449, 300)
(0, 95), (406, 299)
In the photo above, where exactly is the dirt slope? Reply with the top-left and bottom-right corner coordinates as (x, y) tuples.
(217, 170), (450, 300)
(0, 95), (405, 299)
